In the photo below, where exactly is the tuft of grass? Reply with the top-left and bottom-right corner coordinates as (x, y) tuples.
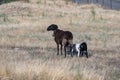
(91, 7), (96, 20)
(75, 68), (82, 80)
(69, 16), (74, 25)
(109, 68), (120, 80)
(36, 0), (41, 4)
(0, 14), (9, 22)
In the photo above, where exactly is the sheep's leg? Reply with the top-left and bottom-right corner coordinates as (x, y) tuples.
(62, 39), (67, 57)
(57, 44), (59, 55)
(60, 44), (63, 55)
(64, 46), (66, 58)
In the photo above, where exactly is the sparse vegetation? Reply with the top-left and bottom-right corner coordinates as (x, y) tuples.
(91, 7), (96, 20)
(0, 0), (120, 80)
(0, 14), (9, 22)
(110, 69), (120, 80)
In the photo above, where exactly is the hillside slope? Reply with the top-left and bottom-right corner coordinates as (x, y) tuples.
(0, 1), (120, 80)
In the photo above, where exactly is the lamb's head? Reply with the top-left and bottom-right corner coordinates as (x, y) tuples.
(66, 44), (73, 54)
(47, 24), (58, 31)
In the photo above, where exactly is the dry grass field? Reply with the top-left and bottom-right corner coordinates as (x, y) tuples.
(0, 0), (120, 80)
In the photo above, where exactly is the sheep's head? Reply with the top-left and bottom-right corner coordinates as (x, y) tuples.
(47, 24), (58, 31)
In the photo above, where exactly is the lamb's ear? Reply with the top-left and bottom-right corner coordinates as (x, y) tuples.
(47, 24), (58, 31)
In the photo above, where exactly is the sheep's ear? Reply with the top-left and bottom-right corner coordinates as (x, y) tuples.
(47, 24), (58, 31)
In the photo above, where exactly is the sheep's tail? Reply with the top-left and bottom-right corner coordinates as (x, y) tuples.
(68, 39), (73, 44)
(63, 39), (73, 47)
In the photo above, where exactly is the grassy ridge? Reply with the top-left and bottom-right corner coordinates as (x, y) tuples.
(0, 0), (120, 80)
(0, 0), (74, 4)
(0, 0), (29, 4)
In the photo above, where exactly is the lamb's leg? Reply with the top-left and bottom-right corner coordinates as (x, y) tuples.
(71, 51), (73, 57)
(57, 44), (59, 55)
(80, 51), (82, 56)
(78, 50), (80, 57)
(70, 48), (73, 57)
(85, 51), (88, 58)
(76, 48), (80, 57)
(81, 50), (84, 56)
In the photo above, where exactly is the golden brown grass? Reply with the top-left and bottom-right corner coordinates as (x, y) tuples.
(0, 0), (120, 80)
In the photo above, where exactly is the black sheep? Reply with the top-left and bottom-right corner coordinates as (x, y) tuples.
(47, 24), (73, 57)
